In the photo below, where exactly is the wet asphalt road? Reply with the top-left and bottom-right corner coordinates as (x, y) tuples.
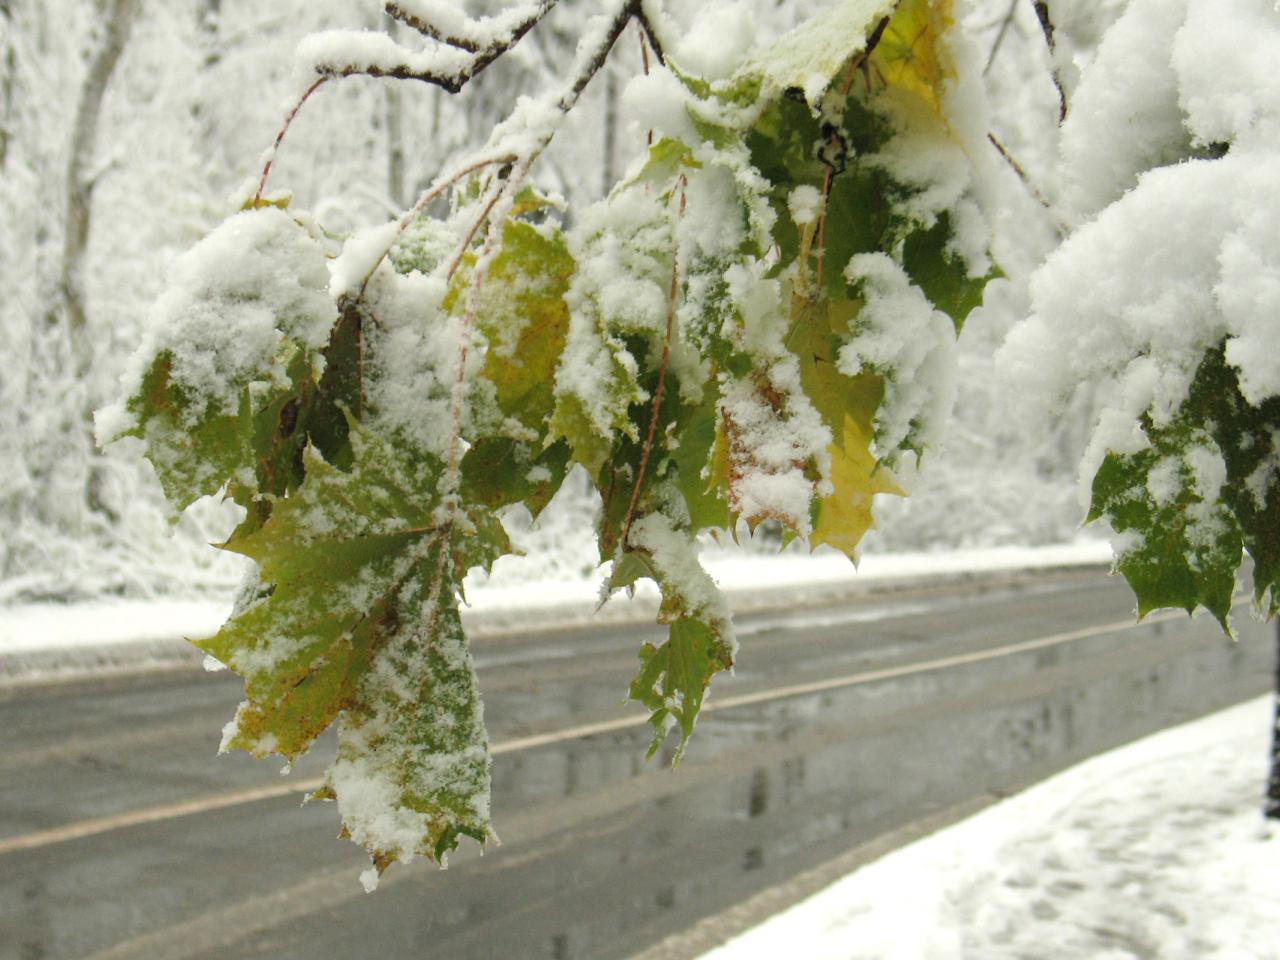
(0, 569), (1273, 960)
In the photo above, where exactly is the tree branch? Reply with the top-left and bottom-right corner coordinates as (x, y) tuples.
(986, 131), (1060, 231)
(315, 0), (560, 93)
(983, 0), (1020, 76)
(385, 1), (482, 52)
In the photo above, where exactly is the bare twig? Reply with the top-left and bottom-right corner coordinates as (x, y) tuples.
(353, 152), (515, 300)
(385, 1), (480, 52)
(987, 131), (1054, 213)
(1032, 0), (1068, 122)
(639, 26), (653, 147)
(634, 9), (666, 66)
(444, 178), (508, 281)
(559, 0), (638, 110)
(984, 0), (1020, 75)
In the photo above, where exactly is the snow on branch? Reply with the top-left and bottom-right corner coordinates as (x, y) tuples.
(387, 0), (554, 54)
(298, 0), (560, 93)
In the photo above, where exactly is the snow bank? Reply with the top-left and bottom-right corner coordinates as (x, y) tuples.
(700, 696), (1280, 960)
(0, 540), (1112, 678)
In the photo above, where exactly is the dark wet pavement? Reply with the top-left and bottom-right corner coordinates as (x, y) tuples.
(0, 569), (1272, 960)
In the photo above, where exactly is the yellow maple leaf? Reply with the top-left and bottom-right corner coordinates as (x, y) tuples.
(873, 0), (956, 116)
(787, 291), (905, 559)
(811, 410), (904, 558)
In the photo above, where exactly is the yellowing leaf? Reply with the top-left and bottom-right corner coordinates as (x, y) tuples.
(873, 0), (956, 116)
(812, 408), (903, 556)
(787, 290), (903, 559)
(474, 221), (574, 432)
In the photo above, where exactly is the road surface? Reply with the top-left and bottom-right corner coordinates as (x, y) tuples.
(0, 569), (1272, 960)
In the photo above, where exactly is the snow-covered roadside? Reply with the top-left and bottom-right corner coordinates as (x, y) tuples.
(0, 539), (1112, 673)
(697, 696), (1280, 960)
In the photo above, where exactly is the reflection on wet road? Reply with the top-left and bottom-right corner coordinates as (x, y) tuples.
(0, 570), (1272, 960)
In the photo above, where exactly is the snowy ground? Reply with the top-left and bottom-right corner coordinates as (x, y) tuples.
(0, 538), (1112, 660)
(698, 696), (1280, 960)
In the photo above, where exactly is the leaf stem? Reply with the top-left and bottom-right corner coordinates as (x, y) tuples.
(623, 175), (686, 546)
(354, 153), (516, 300)
(252, 77), (328, 206)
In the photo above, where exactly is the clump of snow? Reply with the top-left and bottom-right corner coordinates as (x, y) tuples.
(998, 157), (1243, 489)
(719, 366), (827, 534)
(1218, 199), (1280, 406)
(1145, 456), (1181, 508)
(742, 0), (894, 105)
(670, 1), (759, 82)
(103, 207), (336, 438)
(553, 188), (677, 449)
(786, 185), (821, 227)
(392, 0), (547, 51)
(841, 253), (957, 458)
(622, 70), (702, 161)
(327, 750), (434, 866)
(1173, 0), (1280, 151)
(1000, 0), (1280, 525)
(330, 220), (402, 301)
(626, 510), (736, 656)
(361, 268), (463, 460)
(1055, 0), (1191, 222)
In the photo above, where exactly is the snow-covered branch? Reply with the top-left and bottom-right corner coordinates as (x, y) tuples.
(299, 0), (560, 94)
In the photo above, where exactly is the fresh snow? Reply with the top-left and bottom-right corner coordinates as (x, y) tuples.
(0, 540), (1112, 668)
(698, 695), (1280, 960)
(0, 598), (233, 655)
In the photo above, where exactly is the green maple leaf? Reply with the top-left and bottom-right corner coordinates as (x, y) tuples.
(1192, 350), (1280, 617)
(1089, 441), (1240, 631)
(1090, 347), (1280, 627)
(609, 516), (735, 760)
(629, 617), (726, 759)
(462, 436), (569, 518)
(127, 345), (315, 511)
(199, 420), (502, 870)
(900, 213), (997, 333)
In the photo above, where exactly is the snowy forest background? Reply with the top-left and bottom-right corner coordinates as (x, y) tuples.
(0, 0), (1119, 604)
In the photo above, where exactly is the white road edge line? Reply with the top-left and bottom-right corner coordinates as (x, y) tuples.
(0, 597), (1246, 858)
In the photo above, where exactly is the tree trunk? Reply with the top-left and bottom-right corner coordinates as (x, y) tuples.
(59, 0), (139, 379)
(384, 13), (406, 208)
(601, 67), (617, 199)
(0, 0), (14, 170)
(1267, 619), (1280, 819)
(58, 0), (139, 521)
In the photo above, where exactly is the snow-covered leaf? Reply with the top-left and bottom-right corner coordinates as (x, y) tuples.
(199, 420), (499, 869)
(1088, 348), (1280, 627)
(116, 208), (337, 511)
